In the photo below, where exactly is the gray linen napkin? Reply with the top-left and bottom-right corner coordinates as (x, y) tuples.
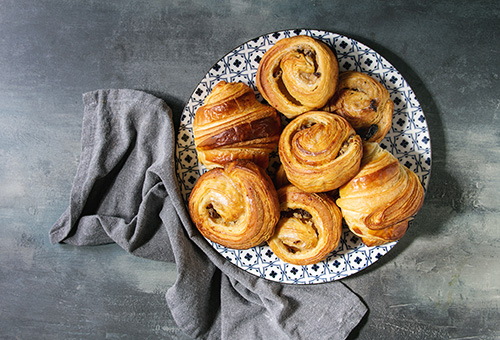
(50, 89), (367, 340)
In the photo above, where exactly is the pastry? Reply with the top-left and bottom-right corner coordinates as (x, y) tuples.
(278, 111), (363, 193)
(336, 142), (425, 246)
(188, 159), (280, 250)
(268, 185), (342, 265)
(274, 164), (290, 189)
(256, 35), (339, 119)
(323, 71), (394, 143)
(193, 80), (281, 170)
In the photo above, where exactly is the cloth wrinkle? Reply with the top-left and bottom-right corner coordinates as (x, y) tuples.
(49, 89), (368, 340)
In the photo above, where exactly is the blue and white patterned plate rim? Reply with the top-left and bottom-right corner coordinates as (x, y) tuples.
(175, 29), (432, 284)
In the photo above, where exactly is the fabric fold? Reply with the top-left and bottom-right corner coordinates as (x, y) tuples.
(49, 89), (176, 261)
(50, 89), (367, 340)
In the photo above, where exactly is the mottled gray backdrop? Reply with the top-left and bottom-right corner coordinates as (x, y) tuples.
(1, 0), (499, 339)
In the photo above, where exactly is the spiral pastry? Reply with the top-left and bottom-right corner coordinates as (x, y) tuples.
(193, 81), (281, 170)
(268, 185), (342, 265)
(279, 111), (363, 193)
(188, 159), (280, 249)
(256, 35), (339, 119)
(323, 71), (394, 143)
(336, 142), (424, 246)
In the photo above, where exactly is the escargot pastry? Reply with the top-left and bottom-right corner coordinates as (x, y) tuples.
(256, 35), (339, 119)
(193, 80), (282, 170)
(268, 185), (342, 265)
(278, 111), (363, 193)
(188, 159), (280, 250)
(323, 71), (394, 143)
(336, 142), (425, 246)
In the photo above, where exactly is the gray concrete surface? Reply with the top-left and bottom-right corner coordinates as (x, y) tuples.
(1, 0), (499, 339)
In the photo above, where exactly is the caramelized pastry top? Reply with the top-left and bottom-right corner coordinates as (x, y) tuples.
(193, 81), (281, 169)
(268, 185), (342, 265)
(188, 159), (279, 249)
(324, 71), (394, 143)
(337, 142), (424, 246)
(256, 36), (339, 118)
(278, 111), (363, 193)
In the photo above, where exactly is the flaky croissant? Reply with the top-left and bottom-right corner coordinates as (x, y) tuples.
(193, 81), (281, 170)
(256, 35), (339, 119)
(268, 185), (342, 265)
(323, 71), (394, 143)
(188, 159), (280, 250)
(279, 111), (363, 193)
(336, 142), (424, 246)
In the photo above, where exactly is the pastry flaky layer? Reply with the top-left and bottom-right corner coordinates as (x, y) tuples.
(279, 111), (363, 193)
(336, 142), (425, 246)
(188, 159), (280, 250)
(193, 80), (282, 170)
(323, 71), (394, 143)
(268, 185), (342, 265)
(256, 35), (339, 119)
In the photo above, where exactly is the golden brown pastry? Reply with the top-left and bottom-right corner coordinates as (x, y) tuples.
(188, 159), (280, 249)
(256, 35), (339, 119)
(193, 81), (281, 170)
(274, 164), (290, 189)
(336, 142), (424, 246)
(323, 71), (394, 143)
(268, 185), (342, 265)
(278, 111), (363, 193)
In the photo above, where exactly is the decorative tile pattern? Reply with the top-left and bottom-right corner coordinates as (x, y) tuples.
(175, 29), (432, 284)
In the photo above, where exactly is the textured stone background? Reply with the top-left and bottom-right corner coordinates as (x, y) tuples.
(1, 0), (499, 339)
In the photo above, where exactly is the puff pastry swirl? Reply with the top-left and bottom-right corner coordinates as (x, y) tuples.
(256, 35), (339, 119)
(324, 71), (394, 143)
(336, 142), (424, 246)
(188, 159), (280, 250)
(268, 185), (342, 265)
(193, 81), (281, 170)
(279, 111), (363, 193)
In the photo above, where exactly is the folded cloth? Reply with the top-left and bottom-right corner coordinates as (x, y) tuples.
(50, 89), (367, 340)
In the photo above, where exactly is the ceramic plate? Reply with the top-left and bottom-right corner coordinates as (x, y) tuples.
(175, 29), (431, 284)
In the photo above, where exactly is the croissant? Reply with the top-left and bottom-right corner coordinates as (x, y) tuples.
(278, 111), (363, 193)
(336, 142), (424, 246)
(323, 71), (394, 143)
(188, 159), (280, 250)
(193, 81), (281, 170)
(256, 35), (339, 119)
(268, 185), (342, 265)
